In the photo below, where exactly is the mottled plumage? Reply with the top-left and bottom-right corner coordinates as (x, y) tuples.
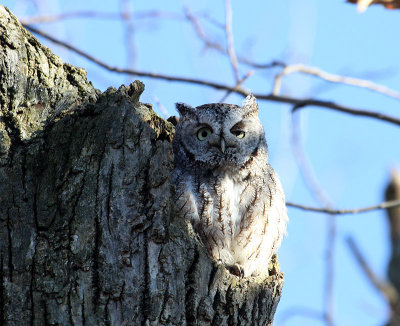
(172, 94), (287, 277)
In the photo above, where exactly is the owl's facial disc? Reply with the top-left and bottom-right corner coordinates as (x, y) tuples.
(178, 109), (265, 168)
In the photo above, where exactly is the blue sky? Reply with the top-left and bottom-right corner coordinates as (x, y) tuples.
(5, 0), (400, 325)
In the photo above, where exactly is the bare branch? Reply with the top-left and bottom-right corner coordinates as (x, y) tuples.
(287, 199), (400, 214)
(346, 236), (399, 305)
(273, 64), (400, 101)
(24, 24), (400, 128)
(224, 0), (240, 82)
(23, 23), (239, 88)
(290, 100), (400, 127)
(183, 8), (285, 70)
(20, 10), (182, 25)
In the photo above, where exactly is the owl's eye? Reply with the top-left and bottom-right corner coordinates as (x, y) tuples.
(231, 130), (245, 139)
(197, 127), (212, 140)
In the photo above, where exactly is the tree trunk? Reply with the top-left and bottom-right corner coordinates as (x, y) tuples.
(0, 6), (283, 325)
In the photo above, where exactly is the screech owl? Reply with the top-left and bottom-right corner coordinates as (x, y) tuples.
(172, 94), (288, 277)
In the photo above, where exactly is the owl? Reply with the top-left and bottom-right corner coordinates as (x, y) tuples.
(172, 94), (287, 277)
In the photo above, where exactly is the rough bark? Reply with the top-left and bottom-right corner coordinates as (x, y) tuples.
(0, 6), (283, 325)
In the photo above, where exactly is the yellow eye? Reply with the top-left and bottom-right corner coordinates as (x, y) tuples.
(197, 127), (212, 140)
(232, 130), (245, 139)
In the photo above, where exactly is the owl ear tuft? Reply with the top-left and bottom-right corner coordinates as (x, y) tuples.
(242, 94), (258, 116)
(176, 102), (195, 118)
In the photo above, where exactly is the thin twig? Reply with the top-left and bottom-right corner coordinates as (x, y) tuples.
(224, 0), (240, 82)
(346, 236), (398, 305)
(23, 24), (400, 128)
(183, 7), (285, 70)
(273, 64), (400, 101)
(200, 12), (225, 29)
(153, 96), (171, 118)
(286, 199), (400, 215)
(219, 70), (253, 102)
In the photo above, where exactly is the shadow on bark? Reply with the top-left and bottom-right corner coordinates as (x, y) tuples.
(0, 6), (283, 325)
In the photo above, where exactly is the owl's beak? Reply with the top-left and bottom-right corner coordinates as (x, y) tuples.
(220, 137), (226, 153)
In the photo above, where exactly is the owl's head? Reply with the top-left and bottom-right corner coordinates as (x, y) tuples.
(173, 94), (267, 169)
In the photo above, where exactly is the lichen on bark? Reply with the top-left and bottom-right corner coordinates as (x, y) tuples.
(0, 5), (283, 325)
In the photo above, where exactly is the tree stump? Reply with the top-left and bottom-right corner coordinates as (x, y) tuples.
(0, 6), (283, 325)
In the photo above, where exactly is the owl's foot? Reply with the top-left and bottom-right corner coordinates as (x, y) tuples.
(227, 263), (245, 278)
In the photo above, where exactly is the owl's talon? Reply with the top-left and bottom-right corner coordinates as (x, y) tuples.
(228, 263), (245, 278)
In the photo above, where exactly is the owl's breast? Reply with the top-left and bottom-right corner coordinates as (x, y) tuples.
(197, 173), (248, 240)
(217, 176), (244, 227)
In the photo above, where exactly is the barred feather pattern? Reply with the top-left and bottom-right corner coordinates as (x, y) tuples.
(172, 95), (288, 277)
